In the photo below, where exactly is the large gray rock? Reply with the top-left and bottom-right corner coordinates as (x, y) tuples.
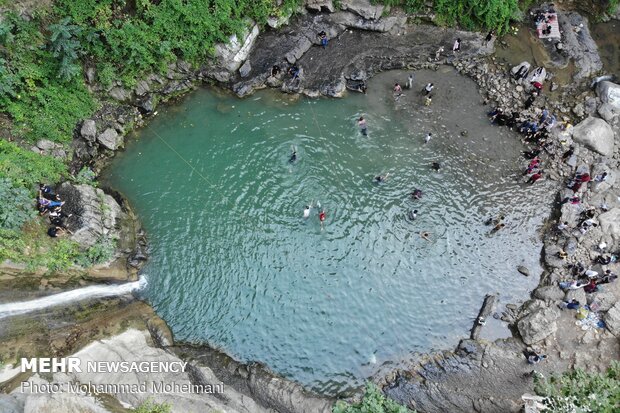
(56, 183), (123, 251)
(571, 117), (615, 156)
(214, 24), (260, 72)
(605, 302), (620, 336)
(80, 119), (96, 142)
(517, 306), (560, 345)
(533, 286), (565, 301)
(557, 12), (602, 80)
(340, 0), (384, 20)
(596, 81), (620, 110)
(96, 128), (121, 151)
(598, 208), (620, 245)
(305, 0), (335, 13)
(108, 86), (131, 102)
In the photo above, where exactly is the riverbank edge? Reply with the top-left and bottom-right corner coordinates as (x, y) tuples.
(1, 2), (619, 412)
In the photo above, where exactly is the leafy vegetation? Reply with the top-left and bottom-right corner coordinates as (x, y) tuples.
(132, 399), (172, 413)
(73, 166), (98, 187)
(76, 237), (116, 267)
(534, 362), (620, 412)
(0, 178), (36, 231)
(375, 0), (520, 34)
(0, 140), (67, 189)
(333, 383), (415, 413)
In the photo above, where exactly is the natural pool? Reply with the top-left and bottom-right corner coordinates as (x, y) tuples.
(104, 68), (554, 395)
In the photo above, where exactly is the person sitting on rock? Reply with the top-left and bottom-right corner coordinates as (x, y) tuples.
(423, 83), (434, 95)
(47, 225), (67, 238)
(288, 65), (300, 80)
(559, 279), (586, 290)
(270, 65), (281, 77)
(317, 31), (328, 48)
(526, 170), (543, 184)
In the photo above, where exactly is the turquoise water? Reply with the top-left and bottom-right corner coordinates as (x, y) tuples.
(105, 69), (553, 394)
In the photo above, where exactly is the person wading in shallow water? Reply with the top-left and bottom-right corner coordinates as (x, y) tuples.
(358, 116), (368, 136)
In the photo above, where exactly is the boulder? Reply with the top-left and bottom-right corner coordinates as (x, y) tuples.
(108, 86), (131, 102)
(36, 139), (56, 151)
(80, 119), (97, 142)
(340, 0), (384, 20)
(134, 80), (151, 97)
(214, 24), (260, 72)
(56, 183), (124, 251)
(533, 286), (565, 302)
(305, 0), (335, 13)
(605, 302), (620, 336)
(239, 59), (252, 78)
(596, 81), (620, 110)
(598, 103), (620, 124)
(598, 208), (620, 245)
(589, 291), (617, 312)
(564, 288), (586, 305)
(517, 265), (530, 276)
(517, 306), (560, 345)
(571, 117), (615, 156)
(97, 128), (121, 151)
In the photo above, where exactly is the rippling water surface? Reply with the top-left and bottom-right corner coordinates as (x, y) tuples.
(104, 68), (554, 394)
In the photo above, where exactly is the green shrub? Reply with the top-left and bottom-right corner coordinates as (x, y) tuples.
(76, 237), (116, 267)
(48, 17), (83, 81)
(132, 399), (172, 413)
(44, 238), (81, 272)
(0, 178), (36, 231)
(0, 140), (67, 190)
(73, 166), (98, 187)
(333, 383), (415, 413)
(534, 361), (620, 412)
(0, 228), (27, 262)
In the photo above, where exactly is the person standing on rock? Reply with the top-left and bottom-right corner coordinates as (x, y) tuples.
(484, 30), (495, 46)
(524, 92), (537, 109)
(288, 65), (300, 80)
(452, 38), (461, 54)
(358, 116), (368, 136)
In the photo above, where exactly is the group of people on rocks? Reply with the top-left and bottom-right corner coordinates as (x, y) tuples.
(37, 183), (72, 238)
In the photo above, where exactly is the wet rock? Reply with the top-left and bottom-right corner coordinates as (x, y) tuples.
(596, 80), (620, 109)
(517, 265), (530, 276)
(557, 12), (602, 80)
(517, 306), (559, 345)
(147, 317), (174, 347)
(571, 117), (615, 156)
(136, 96), (155, 116)
(97, 128), (122, 151)
(605, 302), (620, 336)
(80, 119), (97, 142)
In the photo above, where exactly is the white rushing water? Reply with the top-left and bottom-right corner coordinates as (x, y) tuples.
(0, 276), (147, 320)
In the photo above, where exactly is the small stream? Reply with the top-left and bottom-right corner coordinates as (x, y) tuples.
(104, 68), (554, 395)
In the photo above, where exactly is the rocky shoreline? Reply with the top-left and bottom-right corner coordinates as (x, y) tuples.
(1, 1), (620, 412)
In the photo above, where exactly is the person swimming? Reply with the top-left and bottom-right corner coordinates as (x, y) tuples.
(289, 147), (297, 163)
(303, 205), (311, 218)
(420, 231), (431, 241)
(319, 209), (326, 230)
(432, 162), (440, 171)
(408, 209), (418, 220)
(411, 189), (423, 199)
(374, 173), (390, 183)
(424, 133), (432, 144)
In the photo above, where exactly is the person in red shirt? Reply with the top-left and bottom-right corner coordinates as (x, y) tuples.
(319, 209), (326, 230)
(527, 171), (543, 184)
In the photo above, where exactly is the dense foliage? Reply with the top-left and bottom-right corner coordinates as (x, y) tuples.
(534, 362), (620, 412)
(333, 383), (415, 413)
(0, 178), (35, 231)
(0, 140), (66, 189)
(375, 0), (520, 34)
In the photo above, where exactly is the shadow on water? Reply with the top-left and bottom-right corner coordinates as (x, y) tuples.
(103, 67), (555, 395)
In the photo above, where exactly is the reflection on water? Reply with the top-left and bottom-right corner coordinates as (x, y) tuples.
(104, 68), (553, 395)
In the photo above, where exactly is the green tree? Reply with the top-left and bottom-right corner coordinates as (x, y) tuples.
(48, 17), (83, 81)
(132, 399), (172, 413)
(534, 362), (620, 412)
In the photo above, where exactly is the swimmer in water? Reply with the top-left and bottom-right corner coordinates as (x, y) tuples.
(303, 204), (312, 218)
(432, 162), (440, 171)
(420, 231), (431, 241)
(408, 209), (418, 220)
(424, 133), (432, 144)
(319, 209), (326, 230)
(374, 173), (390, 183)
(289, 147), (297, 163)
(411, 189), (423, 199)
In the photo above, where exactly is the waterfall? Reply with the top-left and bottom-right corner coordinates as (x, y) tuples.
(0, 276), (147, 320)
